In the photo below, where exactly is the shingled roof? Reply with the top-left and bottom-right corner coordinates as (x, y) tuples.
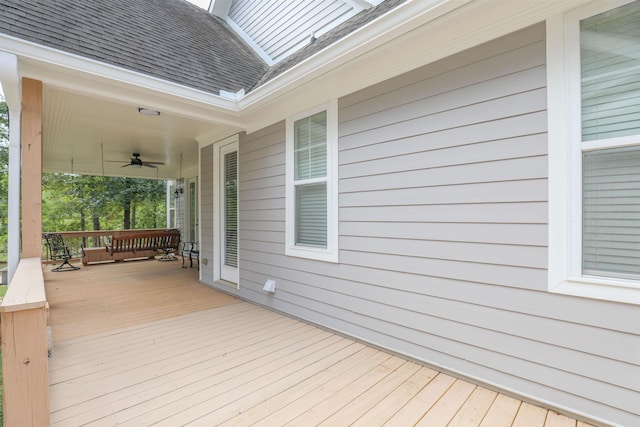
(0, 0), (268, 94)
(0, 0), (406, 96)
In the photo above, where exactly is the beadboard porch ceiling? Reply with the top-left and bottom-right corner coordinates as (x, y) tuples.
(40, 85), (224, 180)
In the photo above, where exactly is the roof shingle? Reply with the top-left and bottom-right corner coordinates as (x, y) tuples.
(0, 0), (268, 94)
(0, 0), (406, 96)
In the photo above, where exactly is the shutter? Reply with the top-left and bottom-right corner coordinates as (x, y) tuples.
(580, 1), (640, 141)
(582, 145), (640, 279)
(296, 183), (327, 247)
(224, 151), (238, 268)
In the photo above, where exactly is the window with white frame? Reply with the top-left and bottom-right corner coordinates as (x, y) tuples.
(167, 180), (177, 228)
(286, 101), (338, 262)
(547, 0), (640, 304)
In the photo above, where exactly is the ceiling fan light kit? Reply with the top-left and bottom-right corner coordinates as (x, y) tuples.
(106, 153), (165, 169)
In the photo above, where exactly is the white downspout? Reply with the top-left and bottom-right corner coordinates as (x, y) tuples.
(0, 52), (22, 284)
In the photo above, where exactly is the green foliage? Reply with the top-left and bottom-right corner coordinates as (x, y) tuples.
(42, 174), (167, 232)
(0, 97), (168, 263)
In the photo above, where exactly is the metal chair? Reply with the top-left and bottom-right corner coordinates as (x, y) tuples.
(181, 242), (199, 270)
(43, 233), (80, 272)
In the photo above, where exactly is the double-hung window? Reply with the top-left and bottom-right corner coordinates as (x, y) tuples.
(548, 0), (640, 304)
(286, 102), (338, 262)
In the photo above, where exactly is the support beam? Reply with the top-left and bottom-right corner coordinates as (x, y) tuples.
(21, 78), (43, 258)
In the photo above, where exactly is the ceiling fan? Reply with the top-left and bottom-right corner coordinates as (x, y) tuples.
(106, 153), (164, 169)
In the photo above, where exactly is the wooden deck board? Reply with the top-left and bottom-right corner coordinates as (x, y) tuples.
(319, 360), (422, 426)
(448, 386), (498, 427)
(45, 259), (239, 342)
(351, 366), (440, 426)
(480, 393), (522, 427)
(45, 260), (596, 426)
(513, 402), (550, 427)
(415, 379), (477, 426)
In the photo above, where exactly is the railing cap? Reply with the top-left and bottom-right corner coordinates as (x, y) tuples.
(0, 257), (46, 313)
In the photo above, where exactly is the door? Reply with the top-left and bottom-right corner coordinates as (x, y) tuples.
(219, 141), (238, 283)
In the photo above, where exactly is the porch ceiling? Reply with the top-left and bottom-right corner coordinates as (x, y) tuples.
(42, 85), (220, 180)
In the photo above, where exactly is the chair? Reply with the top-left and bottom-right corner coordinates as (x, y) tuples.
(158, 230), (181, 261)
(43, 233), (80, 272)
(181, 242), (199, 270)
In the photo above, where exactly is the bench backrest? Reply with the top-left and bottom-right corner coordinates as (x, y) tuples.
(109, 230), (180, 253)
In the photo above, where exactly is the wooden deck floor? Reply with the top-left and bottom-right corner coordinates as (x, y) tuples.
(45, 260), (594, 426)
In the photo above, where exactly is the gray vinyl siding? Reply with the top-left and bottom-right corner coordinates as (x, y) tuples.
(206, 23), (640, 426)
(200, 144), (214, 284)
(228, 0), (356, 63)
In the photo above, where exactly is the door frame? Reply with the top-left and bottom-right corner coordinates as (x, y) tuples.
(213, 135), (239, 287)
(185, 176), (199, 244)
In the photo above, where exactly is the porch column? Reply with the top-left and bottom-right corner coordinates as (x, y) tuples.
(21, 77), (43, 258)
(0, 52), (21, 282)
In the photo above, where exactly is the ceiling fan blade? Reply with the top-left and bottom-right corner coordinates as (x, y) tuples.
(142, 163), (158, 168)
(121, 164), (131, 168)
(144, 161), (165, 165)
(105, 160), (125, 163)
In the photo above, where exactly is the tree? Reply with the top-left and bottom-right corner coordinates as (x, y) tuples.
(42, 174), (167, 232)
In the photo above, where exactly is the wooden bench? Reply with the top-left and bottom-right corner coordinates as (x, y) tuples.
(82, 229), (180, 265)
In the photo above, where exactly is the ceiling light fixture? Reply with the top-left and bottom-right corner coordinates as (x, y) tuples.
(138, 107), (160, 116)
(174, 153), (183, 198)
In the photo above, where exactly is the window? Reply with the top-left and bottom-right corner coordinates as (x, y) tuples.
(167, 181), (176, 228)
(547, 0), (640, 304)
(286, 101), (338, 262)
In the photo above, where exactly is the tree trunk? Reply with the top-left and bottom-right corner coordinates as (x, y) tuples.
(152, 202), (158, 228)
(131, 204), (136, 229)
(92, 211), (101, 247)
(80, 209), (86, 231)
(123, 199), (131, 229)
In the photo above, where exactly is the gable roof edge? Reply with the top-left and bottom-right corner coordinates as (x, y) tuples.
(0, 33), (246, 127)
(239, 0), (472, 122)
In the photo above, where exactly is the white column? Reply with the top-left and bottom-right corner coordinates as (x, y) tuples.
(0, 52), (21, 283)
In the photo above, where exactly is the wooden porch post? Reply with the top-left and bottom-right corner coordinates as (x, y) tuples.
(0, 258), (50, 427)
(21, 77), (43, 258)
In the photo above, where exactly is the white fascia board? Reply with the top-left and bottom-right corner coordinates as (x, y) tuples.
(210, 0), (232, 17)
(238, 0), (475, 123)
(225, 17), (275, 66)
(0, 51), (21, 109)
(341, 0), (371, 11)
(0, 34), (244, 127)
(239, 0), (596, 133)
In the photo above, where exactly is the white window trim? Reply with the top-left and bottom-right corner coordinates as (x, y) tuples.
(285, 100), (339, 263)
(547, 2), (640, 305)
(166, 180), (176, 228)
